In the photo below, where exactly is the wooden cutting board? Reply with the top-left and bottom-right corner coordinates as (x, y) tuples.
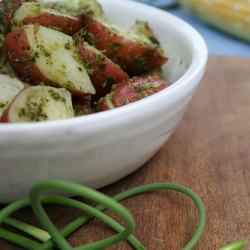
(1, 56), (250, 249)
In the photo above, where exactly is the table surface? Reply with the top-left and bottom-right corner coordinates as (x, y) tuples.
(1, 56), (250, 249)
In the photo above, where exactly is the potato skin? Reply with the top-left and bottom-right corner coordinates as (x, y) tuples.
(72, 95), (92, 116)
(75, 40), (129, 100)
(81, 14), (168, 75)
(0, 106), (10, 122)
(98, 77), (172, 111)
(22, 12), (80, 36)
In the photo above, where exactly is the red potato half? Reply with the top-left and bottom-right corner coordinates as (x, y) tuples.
(3, 24), (95, 96)
(75, 39), (129, 100)
(1, 85), (74, 123)
(11, 2), (81, 35)
(0, 74), (25, 117)
(97, 77), (172, 111)
(81, 14), (168, 75)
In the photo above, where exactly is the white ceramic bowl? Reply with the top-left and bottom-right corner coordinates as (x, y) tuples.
(0, 0), (208, 203)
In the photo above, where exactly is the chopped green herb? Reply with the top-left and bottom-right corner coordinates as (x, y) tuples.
(0, 102), (6, 108)
(18, 97), (48, 122)
(64, 41), (71, 50)
(102, 76), (114, 90)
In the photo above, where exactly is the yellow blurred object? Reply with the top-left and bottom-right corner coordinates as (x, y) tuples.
(179, 0), (250, 42)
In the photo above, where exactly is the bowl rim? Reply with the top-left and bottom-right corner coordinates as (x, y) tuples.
(0, 0), (208, 132)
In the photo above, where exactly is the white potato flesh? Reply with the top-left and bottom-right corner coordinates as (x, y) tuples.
(11, 2), (77, 30)
(0, 74), (25, 117)
(105, 95), (115, 109)
(0, 51), (15, 75)
(102, 21), (153, 46)
(6, 86), (74, 122)
(53, 0), (107, 21)
(24, 24), (95, 94)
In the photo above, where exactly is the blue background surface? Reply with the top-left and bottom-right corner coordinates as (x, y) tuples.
(137, 1), (250, 57)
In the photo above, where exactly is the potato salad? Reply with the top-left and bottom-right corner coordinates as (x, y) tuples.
(0, 0), (170, 122)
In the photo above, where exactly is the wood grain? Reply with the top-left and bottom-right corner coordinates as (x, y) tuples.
(1, 56), (250, 249)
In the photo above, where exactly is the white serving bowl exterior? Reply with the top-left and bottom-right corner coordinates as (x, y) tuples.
(0, 0), (208, 203)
